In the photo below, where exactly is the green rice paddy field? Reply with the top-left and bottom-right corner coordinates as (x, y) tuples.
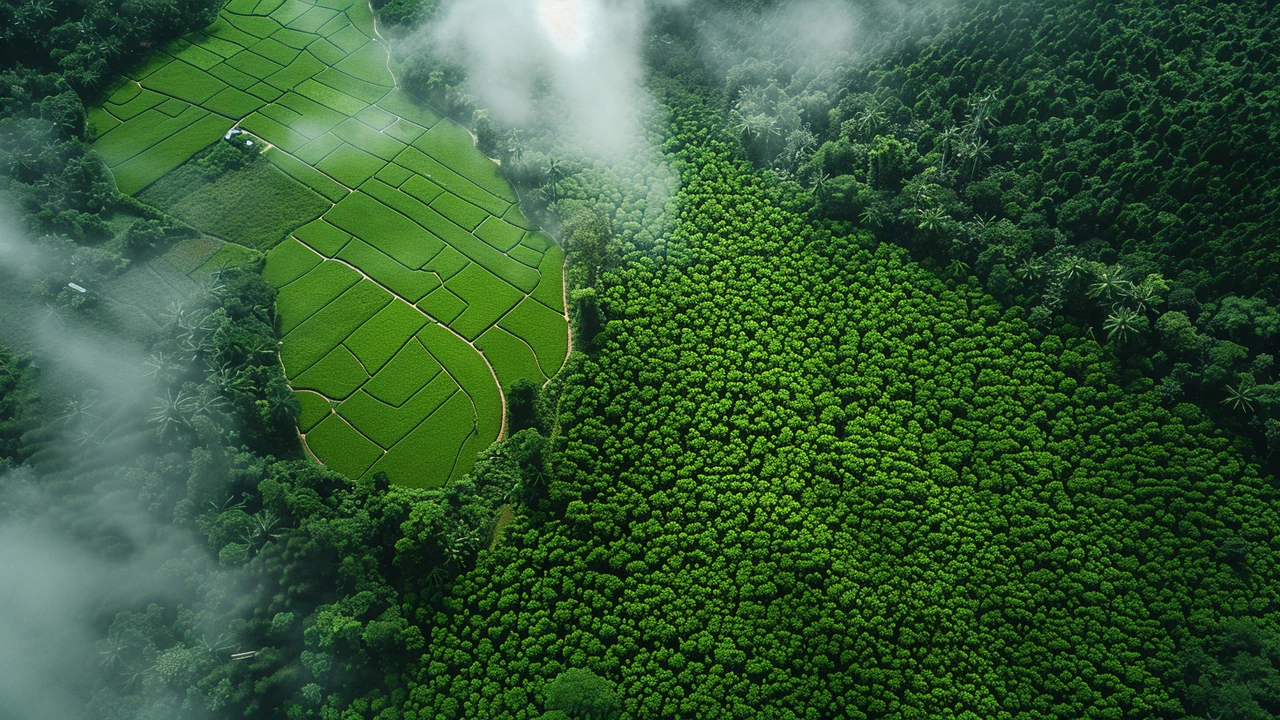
(91, 0), (569, 488)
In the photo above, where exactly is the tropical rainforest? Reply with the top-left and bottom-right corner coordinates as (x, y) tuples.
(1, 0), (1279, 719)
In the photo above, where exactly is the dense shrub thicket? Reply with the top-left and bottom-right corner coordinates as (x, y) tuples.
(699, 0), (1280, 453)
(399, 88), (1280, 718)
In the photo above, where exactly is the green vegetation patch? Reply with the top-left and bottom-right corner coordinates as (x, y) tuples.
(305, 413), (381, 479)
(374, 163), (412, 187)
(476, 326), (547, 389)
(375, 89), (441, 129)
(163, 235), (224, 273)
(246, 82), (285, 102)
(140, 153), (329, 250)
(326, 25), (369, 54)
(258, 102), (302, 127)
(337, 238), (441, 303)
(418, 322), (501, 442)
(413, 120), (516, 201)
(508, 243), (543, 269)
(416, 286), (467, 325)
(502, 203), (534, 230)
(445, 263), (525, 340)
(268, 0), (311, 25)
(531, 244), (565, 313)
(95, 106), (204, 166)
(275, 92), (347, 136)
(332, 117), (404, 160)
(112, 114), (234, 195)
(248, 37), (301, 67)
(226, 50), (286, 79)
(422, 246), (469, 281)
(263, 236), (322, 286)
(473, 216), (526, 252)
(288, 6), (339, 33)
(399, 174), (444, 205)
(343, 299), (427, 375)
(430, 192), (489, 231)
(306, 36), (346, 65)
(142, 61), (228, 104)
(270, 28), (315, 51)
(156, 98), (190, 118)
(225, 13), (284, 40)
(355, 104), (395, 130)
(383, 117), (426, 145)
(360, 389), (472, 487)
(172, 41), (223, 70)
(189, 31), (244, 59)
(239, 112), (309, 152)
(338, 372), (457, 449)
(190, 243), (262, 281)
(333, 42), (394, 87)
(280, 279), (391, 375)
(203, 88), (265, 118)
(292, 219), (350, 256)
(264, 52), (326, 92)
(203, 18), (260, 48)
(363, 338), (441, 407)
(393, 147), (509, 216)
(498, 298), (568, 378)
(106, 89), (166, 121)
(323, 192), (444, 268)
(274, 260), (360, 334)
(295, 131), (343, 164)
(88, 108), (120, 140)
(294, 390), (331, 432)
(314, 68), (387, 104)
(265, 146), (348, 202)
(293, 344), (368, 400)
(315, 142), (384, 186)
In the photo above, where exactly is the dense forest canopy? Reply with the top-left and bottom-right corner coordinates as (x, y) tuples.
(3, 0), (1280, 719)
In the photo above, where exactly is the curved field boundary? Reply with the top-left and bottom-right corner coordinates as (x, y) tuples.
(91, 0), (569, 487)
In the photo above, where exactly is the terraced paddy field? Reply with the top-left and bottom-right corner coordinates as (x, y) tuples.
(91, 0), (569, 487)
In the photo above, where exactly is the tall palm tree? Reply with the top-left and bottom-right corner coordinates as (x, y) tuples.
(1223, 380), (1259, 412)
(546, 158), (563, 203)
(1088, 265), (1131, 301)
(1103, 306), (1145, 343)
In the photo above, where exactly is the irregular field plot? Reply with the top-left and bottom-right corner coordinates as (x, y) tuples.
(93, 0), (567, 486)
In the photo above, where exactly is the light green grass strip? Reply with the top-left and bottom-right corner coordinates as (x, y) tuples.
(265, 147), (349, 202)
(333, 42), (394, 87)
(361, 389), (472, 488)
(141, 60), (229, 105)
(343, 299), (427, 374)
(499, 297), (568, 378)
(416, 286), (466, 325)
(288, 6), (339, 33)
(226, 50), (285, 79)
(294, 344), (369, 400)
(475, 216), (527, 252)
(172, 42), (223, 70)
(276, 260), (361, 334)
(106, 89), (166, 121)
(113, 114), (232, 194)
(280, 279), (392, 375)
(413, 120), (516, 201)
(315, 143), (384, 187)
(264, 52), (325, 92)
(339, 372), (457, 448)
(190, 31), (244, 59)
(314, 68), (388, 104)
(332, 117), (405, 160)
(248, 37), (301, 67)
(306, 413), (382, 479)
(445, 263), (525, 340)
(376, 89), (442, 130)
(240, 112), (309, 152)
(323, 192), (445, 268)
(293, 219), (351, 256)
(337, 238), (441, 303)
(430, 192), (489, 231)
(509, 243), (543, 269)
(532, 244), (565, 313)
(295, 131), (344, 165)
(393, 146), (509, 216)
(264, 236), (322, 286)
(295, 78), (365, 115)
(204, 87), (265, 118)
(476, 326), (548, 389)
(418, 322), (501, 443)
(295, 390), (332, 432)
(363, 339), (442, 406)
